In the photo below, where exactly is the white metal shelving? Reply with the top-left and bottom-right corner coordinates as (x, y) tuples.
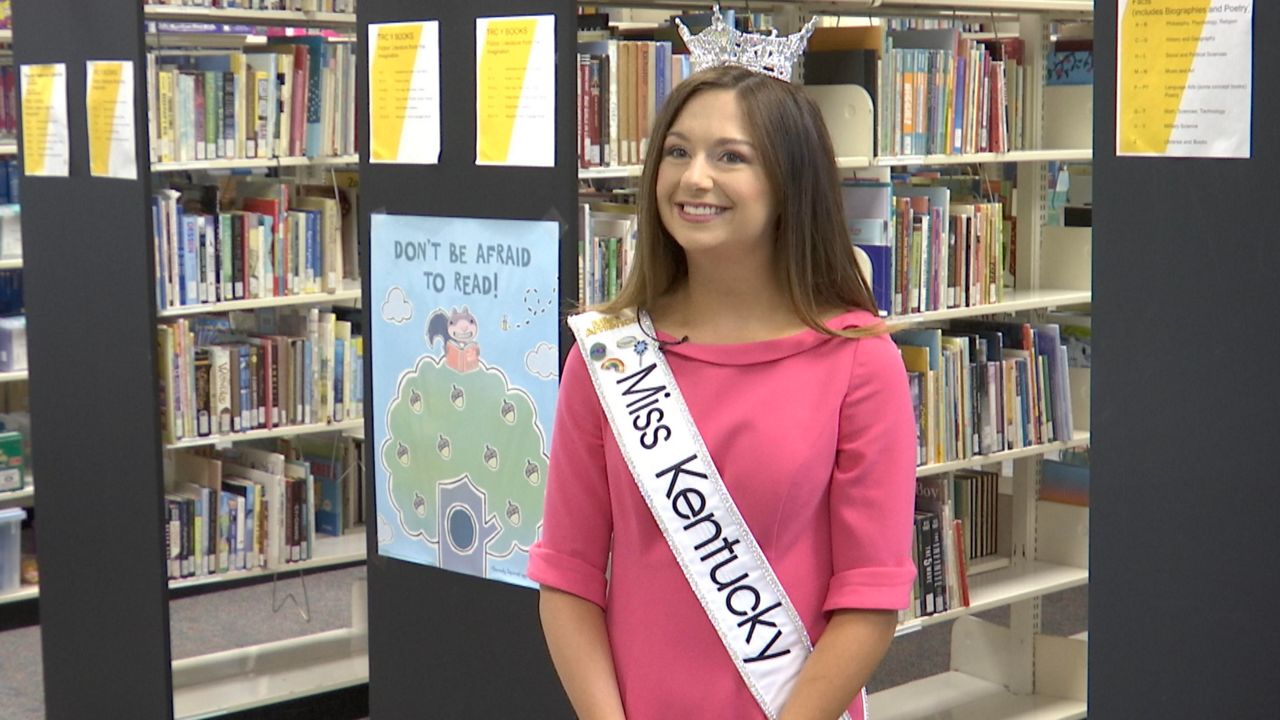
(581, 149), (1093, 180)
(0, 369), (27, 383)
(869, 669), (1087, 720)
(918, 431), (1090, 478)
(579, 165), (644, 180)
(0, 585), (38, 606)
(0, 475), (33, 510)
(896, 560), (1088, 636)
(157, 283), (362, 318)
(169, 529), (367, 592)
(888, 288), (1092, 327)
(151, 154), (358, 173)
(165, 418), (364, 451)
(597, 1), (1091, 16)
(869, 148), (1093, 167)
(173, 626), (368, 719)
(0, 530), (366, 607)
(0, 141), (17, 156)
(143, 5), (356, 29)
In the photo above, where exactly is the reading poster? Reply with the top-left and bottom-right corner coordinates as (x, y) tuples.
(371, 214), (559, 587)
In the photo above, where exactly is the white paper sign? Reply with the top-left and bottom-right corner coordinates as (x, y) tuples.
(1117, 0), (1253, 158)
(87, 60), (138, 180)
(369, 21), (441, 164)
(20, 63), (70, 177)
(475, 14), (556, 167)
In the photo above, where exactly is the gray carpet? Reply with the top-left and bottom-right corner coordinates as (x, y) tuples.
(0, 573), (1087, 718)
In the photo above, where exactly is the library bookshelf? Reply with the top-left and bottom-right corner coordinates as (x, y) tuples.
(155, 281), (362, 318)
(2, 3), (372, 716)
(0, 17), (28, 617)
(142, 6), (371, 717)
(578, 3), (1094, 718)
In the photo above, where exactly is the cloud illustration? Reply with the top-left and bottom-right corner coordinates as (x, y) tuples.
(382, 287), (413, 325)
(525, 342), (558, 380)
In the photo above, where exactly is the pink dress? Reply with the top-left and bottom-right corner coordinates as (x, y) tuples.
(529, 309), (918, 719)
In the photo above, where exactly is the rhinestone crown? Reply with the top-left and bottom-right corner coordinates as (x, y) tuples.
(675, 4), (819, 83)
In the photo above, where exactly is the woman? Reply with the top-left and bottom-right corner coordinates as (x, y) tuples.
(529, 61), (917, 720)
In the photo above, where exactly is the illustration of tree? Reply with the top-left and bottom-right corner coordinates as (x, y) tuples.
(382, 355), (548, 557)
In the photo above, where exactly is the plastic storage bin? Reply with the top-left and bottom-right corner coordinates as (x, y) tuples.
(0, 507), (24, 594)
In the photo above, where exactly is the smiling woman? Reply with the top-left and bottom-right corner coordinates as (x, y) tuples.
(598, 64), (881, 340)
(656, 89), (778, 263)
(531, 38), (917, 720)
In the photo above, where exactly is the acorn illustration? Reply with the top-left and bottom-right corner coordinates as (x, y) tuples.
(436, 434), (452, 460)
(500, 399), (517, 425)
(413, 492), (427, 517)
(524, 459), (541, 486)
(395, 441), (411, 466)
(505, 500), (522, 527)
(483, 444), (500, 470)
(450, 384), (465, 409)
(408, 387), (423, 413)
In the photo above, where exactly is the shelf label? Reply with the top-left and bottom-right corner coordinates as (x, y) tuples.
(1117, 0), (1253, 158)
(86, 60), (138, 180)
(475, 14), (555, 167)
(19, 63), (69, 177)
(368, 20), (441, 164)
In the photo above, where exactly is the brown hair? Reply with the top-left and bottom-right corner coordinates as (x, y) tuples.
(596, 65), (884, 338)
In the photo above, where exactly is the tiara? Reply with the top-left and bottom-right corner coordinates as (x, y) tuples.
(674, 4), (819, 83)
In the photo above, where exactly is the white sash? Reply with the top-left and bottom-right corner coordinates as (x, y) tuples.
(568, 310), (858, 720)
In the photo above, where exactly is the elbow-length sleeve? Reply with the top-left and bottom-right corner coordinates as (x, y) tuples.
(824, 333), (919, 612)
(527, 345), (613, 608)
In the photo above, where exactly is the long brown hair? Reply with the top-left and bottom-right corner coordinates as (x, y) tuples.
(596, 64), (883, 338)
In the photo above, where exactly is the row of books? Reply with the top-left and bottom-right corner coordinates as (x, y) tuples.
(577, 202), (637, 307)
(0, 205), (18, 262)
(164, 437), (364, 580)
(880, 29), (1027, 157)
(0, 270), (20, 316)
(147, 37), (356, 164)
(0, 314), (24, 372)
(576, 38), (693, 169)
(904, 470), (1001, 621)
(895, 320), (1075, 468)
(157, 308), (363, 443)
(151, 175), (355, 309)
(0, 158), (20, 205)
(0, 66), (14, 141)
(845, 177), (1008, 317)
(146, 1), (356, 11)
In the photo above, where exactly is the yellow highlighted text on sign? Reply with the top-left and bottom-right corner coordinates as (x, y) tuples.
(88, 62), (126, 177)
(477, 19), (538, 164)
(1118, 0), (1212, 154)
(371, 23), (424, 162)
(21, 65), (59, 176)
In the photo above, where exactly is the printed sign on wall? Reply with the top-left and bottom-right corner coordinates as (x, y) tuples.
(86, 60), (138, 179)
(369, 20), (442, 164)
(20, 63), (69, 177)
(475, 14), (556, 167)
(371, 214), (559, 587)
(1117, 0), (1253, 158)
